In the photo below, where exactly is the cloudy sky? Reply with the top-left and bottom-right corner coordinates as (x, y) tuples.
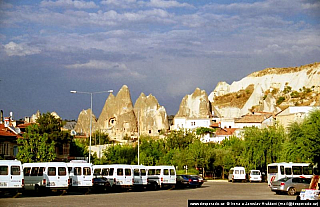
(1, 0), (320, 120)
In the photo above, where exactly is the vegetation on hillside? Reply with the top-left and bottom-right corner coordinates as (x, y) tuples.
(94, 109), (320, 178)
(212, 84), (254, 108)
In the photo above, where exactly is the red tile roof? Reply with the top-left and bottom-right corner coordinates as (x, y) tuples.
(0, 124), (22, 138)
(215, 128), (238, 136)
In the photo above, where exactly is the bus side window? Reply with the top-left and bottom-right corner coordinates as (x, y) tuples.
(24, 167), (31, 176)
(83, 167), (91, 176)
(285, 168), (292, 176)
(0, 166), (8, 175)
(94, 168), (101, 175)
(48, 167), (56, 176)
(292, 166), (302, 175)
(280, 166), (284, 175)
(31, 167), (39, 176)
(39, 167), (45, 176)
(11, 166), (20, 175)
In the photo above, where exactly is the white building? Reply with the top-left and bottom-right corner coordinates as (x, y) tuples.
(171, 117), (212, 131)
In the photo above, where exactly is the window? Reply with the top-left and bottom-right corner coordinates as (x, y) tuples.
(109, 168), (114, 176)
(74, 167), (81, 175)
(125, 169), (131, 176)
(68, 167), (72, 174)
(280, 166), (284, 175)
(117, 168), (124, 176)
(268, 166), (277, 174)
(83, 167), (91, 176)
(240, 170), (244, 174)
(134, 169), (140, 176)
(24, 167), (31, 176)
(303, 166), (313, 175)
(102, 168), (109, 176)
(292, 166), (302, 175)
(31, 167), (39, 176)
(141, 169), (146, 176)
(11, 166), (20, 175)
(170, 169), (175, 176)
(0, 166), (8, 175)
(94, 168), (101, 175)
(235, 170), (239, 174)
(38, 167), (44, 176)
(48, 167), (56, 176)
(285, 168), (292, 175)
(164, 169), (169, 175)
(148, 169), (155, 175)
(58, 167), (67, 176)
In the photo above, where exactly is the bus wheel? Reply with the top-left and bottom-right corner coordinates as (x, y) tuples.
(288, 187), (296, 196)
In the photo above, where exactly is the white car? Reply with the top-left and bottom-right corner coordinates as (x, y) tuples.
(249, 170), (262, 183)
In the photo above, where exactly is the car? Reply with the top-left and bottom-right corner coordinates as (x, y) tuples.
(176, 175), (202, 188)
(248, 170), (262, 182)
(192, 175), (204, 187)
(270, 177), (311, 196)
(92, 176), (111, 192)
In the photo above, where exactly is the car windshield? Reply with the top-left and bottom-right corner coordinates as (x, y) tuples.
(251, 171), (260, 175)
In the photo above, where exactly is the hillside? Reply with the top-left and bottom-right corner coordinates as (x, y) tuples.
(209, 62), (320, 118)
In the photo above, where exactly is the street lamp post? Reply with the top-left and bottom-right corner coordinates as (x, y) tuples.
(70, 90), (113, 163)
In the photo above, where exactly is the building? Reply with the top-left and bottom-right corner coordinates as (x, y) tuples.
(234, 113), (274, 129)
(0, 123), (22, 159)
(275, 106), (320, 130)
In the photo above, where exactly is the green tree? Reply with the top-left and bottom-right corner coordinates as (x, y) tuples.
(17, 124), (56, 163)
(284, 109), (320, 166)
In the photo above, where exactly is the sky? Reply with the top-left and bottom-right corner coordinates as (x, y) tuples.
(0, 0), (320, 120)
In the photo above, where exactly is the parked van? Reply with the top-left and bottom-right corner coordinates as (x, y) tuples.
(249, 170), (262, 183)
(146, 165), (176, 190)
(131, 165), (147, 189)
(67, 161), (93, 191)
(23, 162), (69, 192)
(228, 167), (246, 183)
(93, 164), (133, 189)
(0, 160), (24, 193)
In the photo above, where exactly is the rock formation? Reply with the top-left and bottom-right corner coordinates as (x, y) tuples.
(96, 85), (137, 141)
(134, 93), (169, 137)
(74, 109), (97, 135)
(175, 88), (211, 118)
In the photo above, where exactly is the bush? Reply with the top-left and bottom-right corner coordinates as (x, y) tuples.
(276, 97), (285, 105)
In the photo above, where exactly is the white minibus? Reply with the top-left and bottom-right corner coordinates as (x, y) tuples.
(23, 162), (69, 192)
(267, 162), (314, 186)
(131, 165), (147, 189)
(67, 161), (93, 191)
(146, 165), (176, 190)
(0, 160), (24, 193)
(228, 167), (246, 182)
(93, 164), (134, 190)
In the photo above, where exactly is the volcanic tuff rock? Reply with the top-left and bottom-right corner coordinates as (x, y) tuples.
(96, 85), (137, 141)
(74, 109), (97, 135)
(209, 62), (320, 118)
(134, 93), (169, 137)
(175, 88), (211, 118)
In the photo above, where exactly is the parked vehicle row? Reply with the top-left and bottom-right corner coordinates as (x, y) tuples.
(0, 160), (181, 195)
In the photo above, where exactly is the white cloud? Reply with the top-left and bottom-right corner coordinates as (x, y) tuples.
(65, 60), (128, 70)
(40, 0), (98, 9)
(4, 42), (41, 56)
(147, 0), (193, 8)
(101, 0), (137, 8)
